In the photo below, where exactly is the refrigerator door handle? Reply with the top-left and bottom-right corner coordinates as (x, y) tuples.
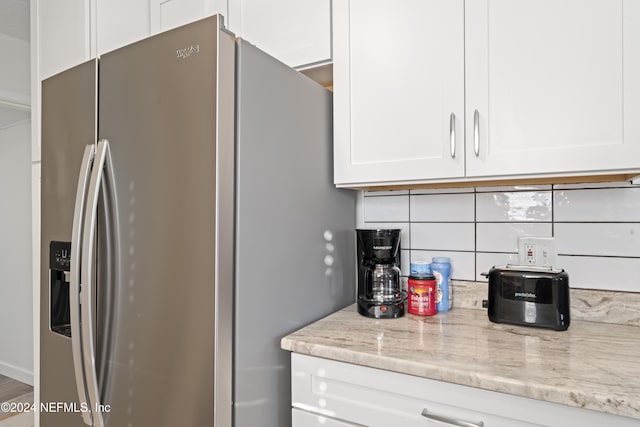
(96, 134), (119, 415)
(70, 144), (96, 426)
(80, 139), (111, 427)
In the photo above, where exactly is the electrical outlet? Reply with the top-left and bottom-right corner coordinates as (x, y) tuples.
(518, 236), (557, 267)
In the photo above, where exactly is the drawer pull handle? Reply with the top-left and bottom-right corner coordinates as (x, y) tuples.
(473, 109), (480, 157)
(450, 112), (456, 158)
(421, 408), (484, 427)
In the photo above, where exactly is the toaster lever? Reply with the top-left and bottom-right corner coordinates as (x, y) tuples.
(482, 299), (488, 309)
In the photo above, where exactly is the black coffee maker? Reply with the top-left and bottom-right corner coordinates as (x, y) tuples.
(356, 229), (404, 318)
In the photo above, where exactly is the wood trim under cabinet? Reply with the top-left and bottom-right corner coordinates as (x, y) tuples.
(342, 173), (640, 191)
(300, 63), (333, 89)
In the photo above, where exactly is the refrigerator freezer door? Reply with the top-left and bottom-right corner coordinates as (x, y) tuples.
(234, 40), (357, 427)
(41, 59), (98, 427)
(97, 16), (235, 426)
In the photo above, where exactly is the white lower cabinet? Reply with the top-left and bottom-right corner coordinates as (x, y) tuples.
(293, 408), (359, 427)
(291, 353), (639, 427)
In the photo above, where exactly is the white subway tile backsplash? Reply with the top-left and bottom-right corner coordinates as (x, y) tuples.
(475, 253), (520, 281)
(475, 185), (552, 192)
(555, 223), (640, 257)
(409, 250), (433, 264)
(557, 255), (640, 292)
(410, 193), (475, 222)
(410, 250), (476, 281)
(476, 223), (552, 253)
(363, 195), (409, 222)
(476, 191), (552, 222)
(359, 222), (410, 250)
(553, 181), (634, 190)
(411, 187), (475, 195)
(554, 188), (640, 222)
(364, 189), (409, 196)
(354, 182), (640, 292)
(411, 223), (475, 251)
(400, 249), (411, 277)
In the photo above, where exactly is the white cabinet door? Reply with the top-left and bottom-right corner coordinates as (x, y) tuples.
(0, 34), (30, 106)
(292, 408), (358, 427)
(292, 354), (541, 427)
(227, 0), (332, 69)
(37, 0), (93, 80)
(333, 0), (464, 187)
(97, 0), (151, 54)
(150, 0), (227, 33)
(465, 0), (640, 178)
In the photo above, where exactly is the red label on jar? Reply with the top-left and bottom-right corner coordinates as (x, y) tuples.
(408, 278), (437, 316)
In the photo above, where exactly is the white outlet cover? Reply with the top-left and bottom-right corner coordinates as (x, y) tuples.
(518, 236), (557, 267)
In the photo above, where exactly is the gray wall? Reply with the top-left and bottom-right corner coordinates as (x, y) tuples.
(0, 119), (32, 384)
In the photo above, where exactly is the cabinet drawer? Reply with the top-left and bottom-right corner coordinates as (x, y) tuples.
(291, 354), (638, 427)
(293, 408), (359, 427)
(292, 354), (539, 427)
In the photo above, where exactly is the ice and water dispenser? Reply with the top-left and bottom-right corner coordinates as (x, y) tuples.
(50, 240), (72, 337)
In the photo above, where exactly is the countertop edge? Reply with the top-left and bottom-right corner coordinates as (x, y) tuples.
(281, 317), (640, 421)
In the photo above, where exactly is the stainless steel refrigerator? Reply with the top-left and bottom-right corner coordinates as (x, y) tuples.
(40, 15), (355, 427)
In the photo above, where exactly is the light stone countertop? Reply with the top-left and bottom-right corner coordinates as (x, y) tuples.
(281, 304), (640, 420)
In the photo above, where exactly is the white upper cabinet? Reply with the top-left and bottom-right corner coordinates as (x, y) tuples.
(37, 1), (329, 76)
(38, 0), (93, 80)
(228, 0), (332, 69)
(465, 0), (640, 178)
(333, 0), (465, 186)
(150, 0), (226, 33)
(98, 0), (152, 55)
(334, 0), (640, 187)
(0, 33), (30, 105)
(145, 0), (332, 68)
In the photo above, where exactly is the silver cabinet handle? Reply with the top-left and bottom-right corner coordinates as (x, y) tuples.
(421, 408), (484, 427)
(449, 112), (456, 158)
(70, 144), (96, 426)
(80, 139), (111, 427)
(473, 109), (480, 157)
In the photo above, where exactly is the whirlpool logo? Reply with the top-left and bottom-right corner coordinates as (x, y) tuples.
(176, 44), (200, 59)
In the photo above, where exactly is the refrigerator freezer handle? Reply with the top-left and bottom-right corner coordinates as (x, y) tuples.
(70, 144), (96, 426)
(80, 139), (111, 427)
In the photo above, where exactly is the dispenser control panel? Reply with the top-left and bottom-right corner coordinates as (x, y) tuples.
(50, 241), (71, 271)
(49, 240), (72, 337)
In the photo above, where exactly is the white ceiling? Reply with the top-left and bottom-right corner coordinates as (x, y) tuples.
(0, 0), (30, 41)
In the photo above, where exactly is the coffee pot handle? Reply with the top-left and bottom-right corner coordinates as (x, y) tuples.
(363, 268), (371, 287)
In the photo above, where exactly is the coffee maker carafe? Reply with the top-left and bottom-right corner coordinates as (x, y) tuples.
(356, 229), (405, 318)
